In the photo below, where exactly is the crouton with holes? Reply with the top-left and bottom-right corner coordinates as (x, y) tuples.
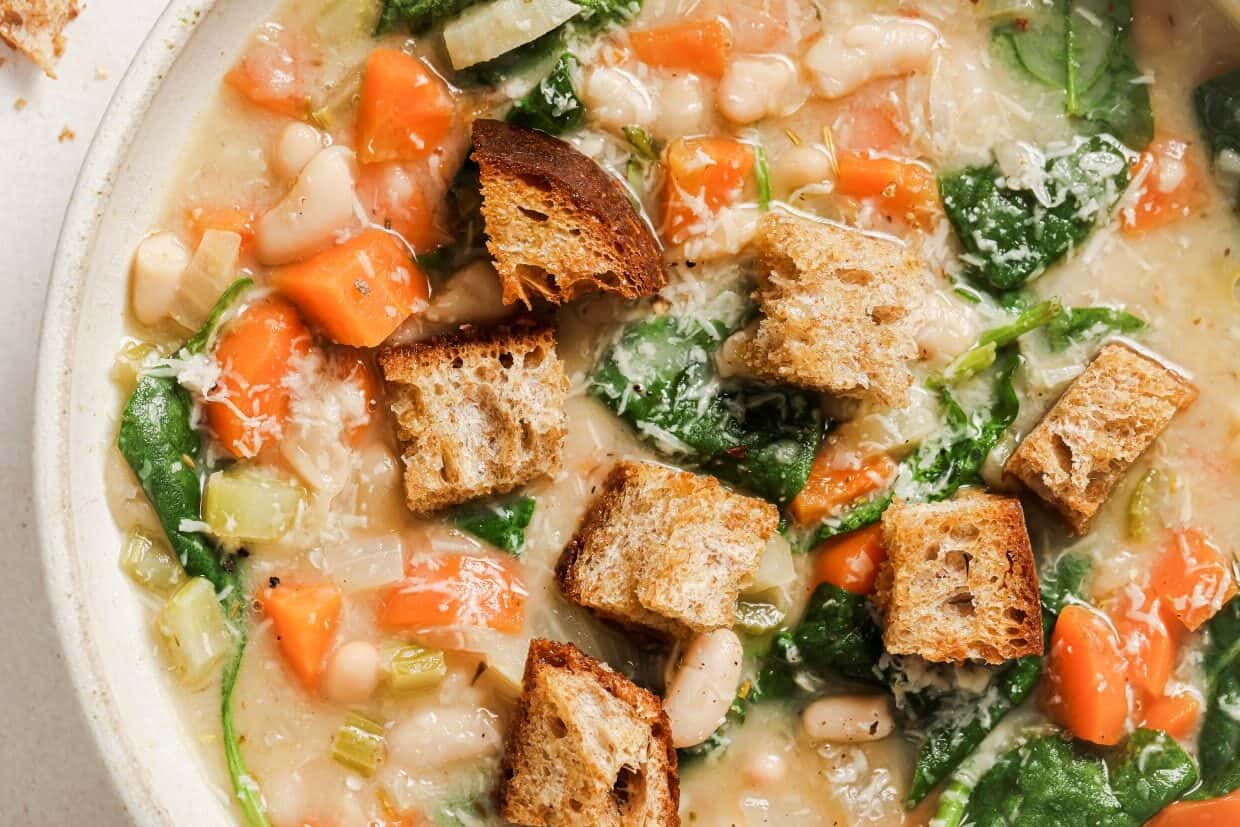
(378, 322), (568, 516)
(0, 0), (78, 77)
(471, 118), (665, 307)
(557, 461), (778, 638)
(501, 638), (680, 827)
(732, 212), (924, 407)
(873, 492), (1042, 665)
(1005, 342), (1197, 534)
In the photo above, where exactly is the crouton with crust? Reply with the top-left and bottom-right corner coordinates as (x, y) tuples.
(379, 321), (568, 516)
(472, 118), (665, 307)
(733, 212), (924, 407)
(0, 0), (78, 77)
(1005, 341), (1197, 534)
(557, 461), (778, 638)
(500, 638), (679, 827)
(874, 492), (1043, 665)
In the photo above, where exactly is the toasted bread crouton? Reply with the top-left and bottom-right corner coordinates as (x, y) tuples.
(379, 322), (568, 516)
(0, 0), (77, 77)
(874, 492), (1042, 664)
(501, 639), (679, 827)
(557, 461), (778, 638)
(733, 213), (923, 407)
(1005, 342), (1197, 534)
(471, 119), (665, 307)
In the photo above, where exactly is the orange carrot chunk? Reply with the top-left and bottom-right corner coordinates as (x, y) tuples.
(1152, 527), (1236, 632)
(834, 151), (939, 228)
(811, 524), (887, 596)
(379, 554), (527, 633)
(1139, 691), (1200, 739)
(205, 298), (312, 459)
(356, 49), (455, 165)
(224, 22), (307, 119)
(662, 137), (754, 245)
(1045, 604), (1130, 746)
(1123, 137), (1207, 235)
(630, 18), (733, 78)
(262, 582), (342, 692)
(1146, 789), (1240, 827)
(272, 229), (429, 348)
(1108, 585), (1178, 698)
(186, 205), (257, 253)
(789, 450), (895, 526)
(356, 162), (448, 254)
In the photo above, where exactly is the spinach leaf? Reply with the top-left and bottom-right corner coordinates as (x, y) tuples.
(590, 315), (825, 505)
(993, 0), (1152, 147)
(1193, 596), (1240, 799)
(1045, 306), (1145, 351)
(1039, 553), (1093, 620)
(377, 0), (474, 33)
(1194, 68), (1240, 204)
(505, 54), (584, 135)
(755, 583), (884, 699)
(812, 492), (893, 544)
(678, 691), (749, 765)
(963, 730), (1197, 826)
(452, 495), (536, 555)
(940, 136), (1130, 292)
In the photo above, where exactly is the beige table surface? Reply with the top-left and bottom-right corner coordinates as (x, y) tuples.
(1, 1), (167, 822)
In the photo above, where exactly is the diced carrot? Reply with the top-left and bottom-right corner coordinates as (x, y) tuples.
(186, 205), (257, 253)
(1122, 137), (1207, 235)
(1139, 691), (1200, 738)
(378, 554), (527, 634)
(661, 137), (755, 244)
(1146, 789), (1240, 827)
(225, 22), (308, 119)
(630, 18), (733, 78)
(1152, 527), (1236, 632)
(355, 163), (448, 253)
(811, 524), (887, 596)
(261, 582), (342, 692)
(834, 151), (939, 228)
(330, 349), (381, 445)
(356, 49), (455, 166)
(272, 229), (429, 348)
(789, 450), (895, 526)
(833, 95), (908, 155)
(1045, 604), (1130, 746)
(205, 298), (312, 459)
(1108, 584), (1178, 697)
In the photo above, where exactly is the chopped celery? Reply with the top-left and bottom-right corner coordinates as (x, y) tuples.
(331, 711), (387, 776)
(1127, 468), (1161, 541)
(111, 340), (160, 395)
(204, 465), (307, 543)
(735, 600), (787, 635)
(120, 529), (186, 597)
(156, 577), (233, 688)
(383, 643), (447, 692)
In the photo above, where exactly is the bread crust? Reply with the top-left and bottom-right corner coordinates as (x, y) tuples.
(0, 0), (78, 77)
(472, 119), (665, 306)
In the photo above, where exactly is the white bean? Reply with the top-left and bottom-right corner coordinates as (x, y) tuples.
(804, 18), (938, 100)
(424, 260), (511, 325)
(130, 231), (190, 327)
(663, 629), (744, 748)
(387, 706), (502, 770)
(654, 74), (707, 140)
(801, 694), (895, 743)
(717, 55), (801, 125)
(272, 122), (327, 180)
(256, 145), (361, 266)
(583, 67), (656, 131)
(772, 144), (834, 194)
(913, 289), (981, 366)
(322, 641), (380, 705)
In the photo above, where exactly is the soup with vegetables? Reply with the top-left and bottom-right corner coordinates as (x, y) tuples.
(110, 0), (1240, 824)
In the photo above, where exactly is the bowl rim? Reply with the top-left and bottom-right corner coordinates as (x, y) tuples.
(32, 0), (214, 823)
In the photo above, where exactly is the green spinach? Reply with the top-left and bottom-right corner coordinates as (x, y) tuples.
(992, 0), (1152, 147)
(1193, 596), (1240, 799)
(452, 495), (536, 555)
(940, 136), (1130, 292)
(1194, 68), (1240, 203)
(1045, 306), (1145, 351)
(377, 0), (474, 33)
(505, 54), (584, 135)
(590, 315), (825, 505)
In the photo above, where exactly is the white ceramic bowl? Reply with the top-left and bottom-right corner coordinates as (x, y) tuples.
(33, 1), (280, 823)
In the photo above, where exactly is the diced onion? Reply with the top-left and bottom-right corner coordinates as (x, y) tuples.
(443, 0), (581, 70)
(321, 533), (405, 592)
(745, 533), (796, 594)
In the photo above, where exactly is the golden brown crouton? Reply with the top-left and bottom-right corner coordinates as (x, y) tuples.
(378, 322), (568, 516)
(734, 212), (924, 408)
(874, 492), (1043, 665)
(0, 0), (78, 77)
(500, 639), (679, 827)
(1005, 342), (1197, 534)
(472, 119), (665, 307)
(557, 461), (778, 638)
